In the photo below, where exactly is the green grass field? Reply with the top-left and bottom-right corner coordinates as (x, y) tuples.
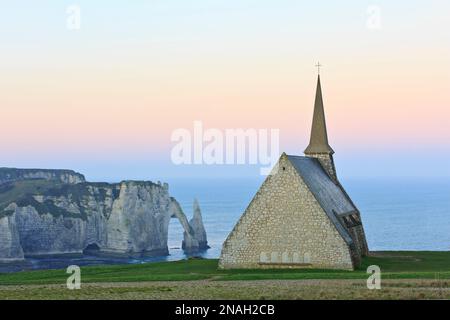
(0, 251), (448, 299)
(0, 251), (449, 285)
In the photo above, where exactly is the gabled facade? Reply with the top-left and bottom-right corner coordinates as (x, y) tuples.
(218, 75), (369, 270)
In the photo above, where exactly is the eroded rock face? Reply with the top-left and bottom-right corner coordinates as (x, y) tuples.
(182, 199), (209, 252)
(14, 205), (86, 255)
(0, 212), (24, 261)
(0, 169), (207, 261)
(103, 182), (177, 255)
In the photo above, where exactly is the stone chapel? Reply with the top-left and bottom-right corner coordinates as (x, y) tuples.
(219, 75), (369, 270)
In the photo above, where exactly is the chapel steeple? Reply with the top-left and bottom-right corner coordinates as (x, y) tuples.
(304, 71), (337, 181)
(304, 74), (334, 155)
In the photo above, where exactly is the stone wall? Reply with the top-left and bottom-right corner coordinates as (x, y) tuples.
(219, 154), (355, 270)
(305, 152), (369, 258)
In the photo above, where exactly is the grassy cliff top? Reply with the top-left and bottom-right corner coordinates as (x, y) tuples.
(0, 180), (57, 218)
(0, 178), (166, 219)
(0, 180), (118, 220)
(0, 251), (448, 286)
(0, 167), (85, 182)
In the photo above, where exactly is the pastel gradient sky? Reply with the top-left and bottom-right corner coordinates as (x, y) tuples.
(1, 1), (449, 181)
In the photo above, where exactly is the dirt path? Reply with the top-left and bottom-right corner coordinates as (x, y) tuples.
(0, 279), (448, 300)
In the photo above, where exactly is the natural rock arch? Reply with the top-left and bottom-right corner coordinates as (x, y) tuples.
(168, 198), (208, 253)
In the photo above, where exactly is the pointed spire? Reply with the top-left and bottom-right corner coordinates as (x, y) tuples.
(304, 75), (334, 155)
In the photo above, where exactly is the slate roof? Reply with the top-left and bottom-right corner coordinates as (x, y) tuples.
(287, 155), (355, 245)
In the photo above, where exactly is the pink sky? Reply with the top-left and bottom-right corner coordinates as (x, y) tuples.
(1, 1), (449, 179)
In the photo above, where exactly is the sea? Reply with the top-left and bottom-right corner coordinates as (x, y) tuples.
(1, 177), (449, 273)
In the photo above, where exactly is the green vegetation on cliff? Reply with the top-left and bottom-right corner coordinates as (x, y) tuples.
(0, 180), (120, 220)
(0, 180), (58, 218)
(0, 168), (85, 184)
(0, 178), (162, 220)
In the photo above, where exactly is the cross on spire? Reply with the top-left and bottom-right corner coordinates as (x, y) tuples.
(315, 62), (322, 75)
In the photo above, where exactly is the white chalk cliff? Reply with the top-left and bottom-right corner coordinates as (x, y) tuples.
(0, 168), (208, 261)
(183, 199), (209, 252)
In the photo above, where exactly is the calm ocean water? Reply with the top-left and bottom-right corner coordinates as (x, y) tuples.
(1, 177), (449, 272)
(169, 177), (450, 259)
